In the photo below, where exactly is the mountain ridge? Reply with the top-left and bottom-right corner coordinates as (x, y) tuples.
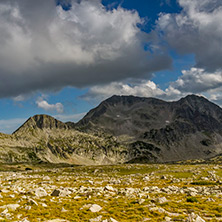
(13, 114), (68, 135)
(1, 94), (222, 164)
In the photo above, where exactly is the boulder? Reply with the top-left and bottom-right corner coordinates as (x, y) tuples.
(89, 204), (102, 213)
(34, 188), (47, 197)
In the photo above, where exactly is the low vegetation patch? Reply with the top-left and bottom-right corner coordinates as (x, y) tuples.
(0, 163), (221, 221)
(186, 197), (198, 203)
(190, 181), (220, 185)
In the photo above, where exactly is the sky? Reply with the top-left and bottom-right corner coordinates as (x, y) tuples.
(1, 0), (222, 133)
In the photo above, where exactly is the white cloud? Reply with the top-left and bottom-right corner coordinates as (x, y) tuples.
(0, 0), (171, 98)
(168, 68), (222, 93)
(12, 95), (28, 102)
(157, 67), (222, 103)
(157, 0), (222, 71)
(36, 97), (64, 113)
(151, 0), (222, 103)
(82, 79), (165, 101)
(82, 68), (222, 103)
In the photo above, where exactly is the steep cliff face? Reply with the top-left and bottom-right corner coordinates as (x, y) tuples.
(1, 95), (222, 165)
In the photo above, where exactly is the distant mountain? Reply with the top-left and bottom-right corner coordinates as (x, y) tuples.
(1, 94), (222, 164)
(0, 114), (124, 165)
(76, 94), (222, 135)
(14, 114), (68, 135)
(75, 95), (222, 162)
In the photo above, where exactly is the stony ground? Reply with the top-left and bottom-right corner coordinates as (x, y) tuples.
(0, 164), (222, 222)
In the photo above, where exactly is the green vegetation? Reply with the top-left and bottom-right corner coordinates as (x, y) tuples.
(0, 164), (221, 221)
(186, 197), (198, 203)
(190, 181), (220, 185)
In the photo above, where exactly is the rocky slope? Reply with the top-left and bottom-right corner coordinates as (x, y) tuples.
(1, 95), (222, 164)
(0, 115), (127, 165)
(75, 95), (222, 162)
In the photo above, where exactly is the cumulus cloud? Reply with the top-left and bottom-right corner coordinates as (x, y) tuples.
(157, 0), (222, 72)
(168, 68), (222, 93)
(82, 79), (165, 101)
(36, 97), (64, 113)
(159, 68), (222, 103)
(0, 0), (171, 98)
(82, 67), (222, 103)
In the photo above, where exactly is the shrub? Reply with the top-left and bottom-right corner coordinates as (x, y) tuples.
(186, 197), (198, 203)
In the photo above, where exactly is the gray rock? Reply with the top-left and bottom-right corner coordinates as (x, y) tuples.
(34, 188), (47, 197)
(164, 216), (171, 221)
(149, 207), (165, 213)
(44, 219), (69, 222)
(29, 199), (38, 206)
(110, 218), (118, 222)
(51, 189), (60, 197)
(187, 213), (205, 222)
(89, 215), (103, 222)
(89, 204), (102, 213)
(195, 216), (205, 222)
(102, 218), (118, 222)
(0, 208), (8, 216)
(20, 218), (30, 222)
(60, 189), (71, 197)
(104, 185), (115, 192)
(155, 197), (168, 204)
(143, 176), (150, 181)
(0, 204), (20, 211)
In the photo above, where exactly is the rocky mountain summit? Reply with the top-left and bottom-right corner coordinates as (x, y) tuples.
(1, 94), (222, 164)
(76, 94), (222, 163)
(14, 114), (68, 134)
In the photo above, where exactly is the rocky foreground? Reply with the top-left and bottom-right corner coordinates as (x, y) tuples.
(0, 164), (222, 222)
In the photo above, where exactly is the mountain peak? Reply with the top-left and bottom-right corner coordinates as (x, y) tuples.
(181, 94), (206, 101)
(177, 94), (220, 108)
(104, 95), (165, 106)
(13, 114), (68, 134)
(5, 94), (222, 164)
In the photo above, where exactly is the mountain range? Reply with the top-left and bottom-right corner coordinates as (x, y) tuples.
(1, 94), (222, 164)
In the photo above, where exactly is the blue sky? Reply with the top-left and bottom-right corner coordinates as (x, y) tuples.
(0, 0), (222, 133)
